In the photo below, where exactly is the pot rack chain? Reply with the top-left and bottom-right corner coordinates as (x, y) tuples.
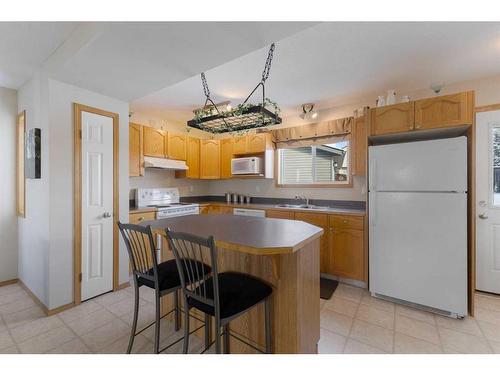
(261, 43), (275, 83)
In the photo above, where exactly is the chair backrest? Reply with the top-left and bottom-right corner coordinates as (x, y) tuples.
(165, 228), (219, 311)
(118, 222), (159, 283)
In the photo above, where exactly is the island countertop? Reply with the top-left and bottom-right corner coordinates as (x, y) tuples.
(143, 214), (324, 255)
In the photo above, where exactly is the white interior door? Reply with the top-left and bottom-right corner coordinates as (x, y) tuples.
(81, 111), (114, 301)
(476, 110), (500, 294)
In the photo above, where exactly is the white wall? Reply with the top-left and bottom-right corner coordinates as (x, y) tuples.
(17, 72), (50, 305)
(47, 79), (130, 309)
(0, 87), (18, 283)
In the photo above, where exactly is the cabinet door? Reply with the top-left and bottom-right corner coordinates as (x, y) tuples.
(200, 139), (220, 179)
(186, 137), (200, 178)
(414, 92), (473, 130)
(266, 210), (295, 219)
(220, 138), (234, 179)
(295, 212), (329, 273)
(168, 133), (187, 160)
(143, 127), (167, 157)
(199, 205), (209, 215)
(330, 228), (364, 281)
(129, 123), (144, 176)
(352, 116), (367, 176)
(370, 102), (415, 136)
(247, 133), (269, 153)
(233, 136), (248, 155)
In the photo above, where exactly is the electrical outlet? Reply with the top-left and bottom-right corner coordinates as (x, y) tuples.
(189, 186), (194, 193)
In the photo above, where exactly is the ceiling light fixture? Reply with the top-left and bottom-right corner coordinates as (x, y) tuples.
(299, 103), (318, 121)
(187, 43), (281, 134)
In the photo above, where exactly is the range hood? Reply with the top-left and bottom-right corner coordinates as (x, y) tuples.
(143, 156), (188, 171)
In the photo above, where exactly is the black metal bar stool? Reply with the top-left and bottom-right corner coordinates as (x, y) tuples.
(118, 222), (210, 354)
(166, 228), (273, 354)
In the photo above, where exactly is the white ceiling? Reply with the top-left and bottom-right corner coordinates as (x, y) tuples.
(131, 22), (500, 123)
(0, 22), (79, 88)
(45, 22), (316, 101)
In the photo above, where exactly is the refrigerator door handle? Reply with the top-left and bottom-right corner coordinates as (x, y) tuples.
(369, 157), (377, 191)
(370, 192), (376, 227)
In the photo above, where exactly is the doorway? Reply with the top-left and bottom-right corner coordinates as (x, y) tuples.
(476, 105), (500, 295)
(74, 103), (119, 304)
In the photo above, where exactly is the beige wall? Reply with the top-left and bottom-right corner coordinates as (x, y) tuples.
(132, 73), (500, 202)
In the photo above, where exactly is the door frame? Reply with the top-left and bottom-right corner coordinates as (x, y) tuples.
(73, 103), (120, 305)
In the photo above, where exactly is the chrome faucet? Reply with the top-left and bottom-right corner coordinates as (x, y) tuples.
(295, 195), (309, 206)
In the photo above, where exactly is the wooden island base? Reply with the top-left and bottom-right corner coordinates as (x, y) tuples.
(158, 238), (320, 354)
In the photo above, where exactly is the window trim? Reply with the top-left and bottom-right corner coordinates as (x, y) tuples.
(274, 144), (353, 188)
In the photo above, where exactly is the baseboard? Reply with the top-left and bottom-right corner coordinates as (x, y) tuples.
(116, 281), (130, 290)
(18, 279), (74, 316)
(0, 278), (18, 287)
(320, 273), (367, 289)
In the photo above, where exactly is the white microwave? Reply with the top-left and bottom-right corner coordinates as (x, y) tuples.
(231, 156), (264, 175)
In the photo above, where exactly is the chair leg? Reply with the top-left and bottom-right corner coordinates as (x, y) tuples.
(182, 296), (190, 354)
(264, 297), (271, 354)
(223, 323), (230, 354)
(154, 289), (161, 354)
(127, 282), (140, 354)
(204, 314), (211, 350)
(215, 320), (221, 354)
(174, 289), (180, 332)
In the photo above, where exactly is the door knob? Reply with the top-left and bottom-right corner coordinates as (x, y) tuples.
(479, 213), (488, 219)
(103, 212), (112, 218)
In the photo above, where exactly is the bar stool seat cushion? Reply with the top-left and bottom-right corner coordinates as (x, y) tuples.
(188, 272), (272, 319)
(139, 259), (210, 292)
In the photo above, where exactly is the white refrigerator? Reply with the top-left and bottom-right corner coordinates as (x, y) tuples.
(369, 137), (468, 318)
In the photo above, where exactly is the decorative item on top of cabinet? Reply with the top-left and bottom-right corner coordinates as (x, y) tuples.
(220, 138), (234, 179)
(199, 139), (220, 179)
(129, 123), (144, 177)
(352, 115), (367, 176)
(295, 212), (330, 274)
(370, 102), (415, 136)
(167, 133), (187, 161)
(414, 91), (473, 130)
(143, 126), (167, 157)
(328, 214), (364, 281)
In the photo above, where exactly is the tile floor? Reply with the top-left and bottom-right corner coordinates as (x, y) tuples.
(1, 281), (500, 354)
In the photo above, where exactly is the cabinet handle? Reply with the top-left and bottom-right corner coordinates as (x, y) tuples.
(343, 220), (348, 224)
(414, 123), (421, 129)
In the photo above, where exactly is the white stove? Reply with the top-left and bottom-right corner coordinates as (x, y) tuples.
(135, 188), (199, 219)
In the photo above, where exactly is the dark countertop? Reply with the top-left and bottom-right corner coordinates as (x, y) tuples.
(196, 201), (365, 216)
(141, 214), (324, 255)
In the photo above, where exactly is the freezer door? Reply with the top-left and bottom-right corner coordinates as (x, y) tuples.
(369, 191), (467, 316)
(369, 137), (467, 192)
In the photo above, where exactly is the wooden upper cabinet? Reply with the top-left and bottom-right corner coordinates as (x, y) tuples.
(233, 136), (248, 154)
(220, 138), (233, 179)
(370, 102), (415, 136)
(247, 133), (270, 153)
(168, 133), (187, 160)
(414, 91), (473, 130)
(129, 123), (144, 177)
(200, 139), (220, 179)
(143, 126), (167, 157)
(186, 137), (200, 179)
(352, 116), (367, 176)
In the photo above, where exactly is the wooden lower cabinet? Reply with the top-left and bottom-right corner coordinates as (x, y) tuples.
(199, 205), (209, 214)
(266, 210), (294, 219)
(329, 227), (364, 281)
(295, 212), (330, 274)
(129, 211), (156, 224)
(206, 205), (233, 215)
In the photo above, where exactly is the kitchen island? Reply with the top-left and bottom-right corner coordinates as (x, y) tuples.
(143, 214), (323, 354)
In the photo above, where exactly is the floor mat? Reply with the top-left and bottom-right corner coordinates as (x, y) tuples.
(320, 278), (339, 300)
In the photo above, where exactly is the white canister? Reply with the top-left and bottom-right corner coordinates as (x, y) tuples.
(376, 96), (386, 107)
(400, 95), (410, 103)
(386, 89), (396, 105)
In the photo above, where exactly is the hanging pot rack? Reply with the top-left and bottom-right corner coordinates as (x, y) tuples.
(187, 43), (281, 134)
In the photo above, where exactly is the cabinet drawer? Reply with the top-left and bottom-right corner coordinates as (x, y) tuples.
(295, 212), (328, 227)
(266, 209), (295, 220)
(329, 215), (364, 230)
(129, 211), (156, 224)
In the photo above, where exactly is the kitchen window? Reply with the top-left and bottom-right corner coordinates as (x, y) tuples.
(277, 140), (350, 186)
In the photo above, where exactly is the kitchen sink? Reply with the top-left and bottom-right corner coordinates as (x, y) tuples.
(275, 204), (329, 210)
